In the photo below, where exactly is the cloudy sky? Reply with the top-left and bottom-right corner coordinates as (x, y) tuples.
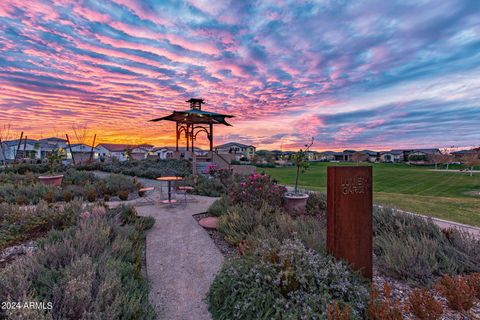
(0, 0), (479, 150)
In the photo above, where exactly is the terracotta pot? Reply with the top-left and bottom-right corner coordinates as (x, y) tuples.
(284, 192), (309, 216)
(38, 174), (64, 187)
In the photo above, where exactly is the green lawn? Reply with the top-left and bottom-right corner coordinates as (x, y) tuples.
(262, 162), (480, 226)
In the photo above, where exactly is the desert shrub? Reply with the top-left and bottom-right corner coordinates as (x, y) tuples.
(16, 194), (27, 205)
(86, 188), (97, 202)
(447, 229), (480, 268)
(208, 238), (369, 320)
(43, 191), (54, 203)
(62, 168), (96, 185)
(78, 158), (191, 179)
(0, 200), (82, 249)
(373, 207), (480, 285)
(466, 273), (480, 299)
(228, 173), (286, 209)
(117, 190), (129, 201)
(208, 197), (231, 217)
(375, 233), (441, 284)
(190, 175), (224, 197)
(406, 288), (443, 320)
(3, 163), (52, 174)
(328, 301), (351, 320)
(0, 205), (156, 319)
(366, 284), (403, 320)
(0, 169), (137, 204)
(218, 202), (283, 245)
(249, 213), (326, 253)
(306, 191), (327, 216)
(63, 190), (73, 202)
(0, 182), (54, 205)
(104, 174), (137, 194)
(434, 275), (476, 312)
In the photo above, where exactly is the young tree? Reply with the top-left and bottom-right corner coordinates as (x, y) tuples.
(0, 123), (14, 167)
(351, 152), (368, 165)
(462, 150), (480, 176)
(431, 153), (444, 170)
(292, 137), (314, 194)
(440, 149), (454, 170)
(72, 123), (90, 144)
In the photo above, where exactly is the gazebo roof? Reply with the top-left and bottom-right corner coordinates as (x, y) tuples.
(149, 100), (234, 126)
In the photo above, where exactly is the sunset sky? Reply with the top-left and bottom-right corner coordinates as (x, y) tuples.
(0, 0), (479, 151)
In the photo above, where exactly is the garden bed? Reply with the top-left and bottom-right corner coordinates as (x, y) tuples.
(0, 204), (156, 319)
(75, 158), (192, 179)
(0, 169), (140, 205)
(203, 171), (480, 319)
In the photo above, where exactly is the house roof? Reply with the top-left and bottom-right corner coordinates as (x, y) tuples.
(410, 148), (440, 154)
(97, 143), (147, 153)
(39, 137), (67, 143)
(452, 149), (480, 155)
(215, 142), (255, 149)
(319, 151), (336, 155)
(360, 150), (378, 156)
(1, 139), (39, 147)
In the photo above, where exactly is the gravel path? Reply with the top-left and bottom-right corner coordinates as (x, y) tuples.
(94, 172), (224, 319)
(135, 196), (223, 320)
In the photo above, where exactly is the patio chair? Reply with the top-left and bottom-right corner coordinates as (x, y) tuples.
(136, 187), (156, 206)
(174, 180), (197, 206)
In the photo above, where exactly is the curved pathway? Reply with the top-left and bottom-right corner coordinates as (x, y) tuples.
(135, 196), (223, 320)
(95, 172), (224, 319)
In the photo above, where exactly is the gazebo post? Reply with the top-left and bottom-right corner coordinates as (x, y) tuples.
(190, 124), (195, 154)
(209, 123), (213, 151)
(175, 122), (179, 152)
(186, 124), (190, 151)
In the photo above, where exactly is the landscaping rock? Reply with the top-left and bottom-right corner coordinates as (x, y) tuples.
(198, 217), (219, 229)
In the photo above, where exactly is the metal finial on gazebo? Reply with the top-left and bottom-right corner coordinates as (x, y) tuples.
(186, 98), (204, 110)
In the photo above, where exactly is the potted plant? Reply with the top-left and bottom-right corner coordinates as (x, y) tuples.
(38, 149), (64, 186)
(284, 138), (314, 215)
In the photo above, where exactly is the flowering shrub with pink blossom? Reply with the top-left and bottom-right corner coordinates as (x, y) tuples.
(229, 173), (287, 209)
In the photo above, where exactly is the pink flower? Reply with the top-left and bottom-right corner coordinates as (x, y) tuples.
(81, 211), (91, 219)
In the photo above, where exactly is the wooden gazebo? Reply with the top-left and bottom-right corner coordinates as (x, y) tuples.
(150, 98), (234, 157)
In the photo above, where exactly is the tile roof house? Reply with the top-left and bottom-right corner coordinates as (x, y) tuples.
(96, 143), (150, 161)
(215, 142), (256, 160)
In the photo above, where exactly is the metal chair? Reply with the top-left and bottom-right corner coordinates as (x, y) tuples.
(174, 180), (197, 206)
(136, 187), (156, 206)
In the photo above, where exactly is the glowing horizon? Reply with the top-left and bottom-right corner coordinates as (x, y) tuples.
(1, 0), (479, 151)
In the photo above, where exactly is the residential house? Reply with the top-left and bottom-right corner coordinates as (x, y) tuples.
(452, 148), (480, 160)
(318, 151), (336, 161)
(96, 143), (150, 162)
(380, 148), (441, 163)
(148, 147), (175, 160)
(39, 137), (67, 149)
(0, 139), (42, 161)
(406, 148), (440, 161)
(332, 150), (355, 162)
(305, 151), (321, 161)
(215, 142), (256, 161)
(380, 150), (404, 163)
(66, 144), (99, 164)
(360, 150), (379, 162)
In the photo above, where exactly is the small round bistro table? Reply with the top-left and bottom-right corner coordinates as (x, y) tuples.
(155, 176), (183, 204)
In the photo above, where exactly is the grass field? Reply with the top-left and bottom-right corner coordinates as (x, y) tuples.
(262, 162), (480, 226)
